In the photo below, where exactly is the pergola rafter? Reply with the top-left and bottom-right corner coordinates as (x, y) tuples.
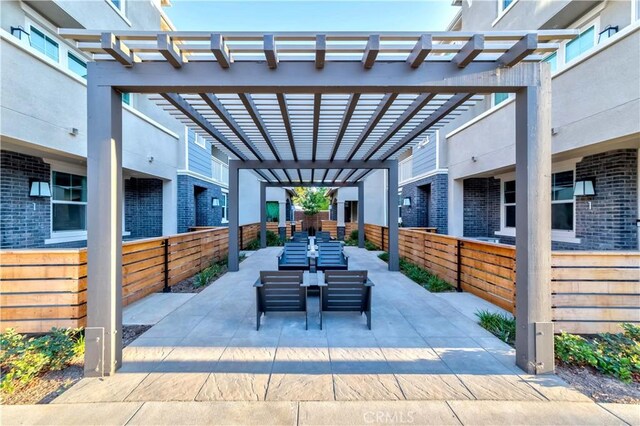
(62, 29), (575, 378)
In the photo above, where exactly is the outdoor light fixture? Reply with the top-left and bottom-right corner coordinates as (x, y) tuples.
(598, 25), (618, 43)
(402, 197), (412, 207)
(574, 179), (596, 197)
(29, 180), (51, 197)
(211, 197), (220, 207)
(11, 26), (29, 40)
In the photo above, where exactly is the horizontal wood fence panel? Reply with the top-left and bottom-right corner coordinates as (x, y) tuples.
(321, 220), (338, 239)
(0, 224), (267, 333)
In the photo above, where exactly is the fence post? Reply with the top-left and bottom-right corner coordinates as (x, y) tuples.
(240, 225), (244, 250)
(381, 226), (385, 251)
(163, 238), (170, 293)
(456, 240), (462, 292)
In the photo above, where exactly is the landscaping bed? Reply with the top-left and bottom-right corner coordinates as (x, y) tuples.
(378, 251), (456, 293)
(1, 325), (149, 405)
(171, 254), (245, 293)
(474, 311), (640, 404)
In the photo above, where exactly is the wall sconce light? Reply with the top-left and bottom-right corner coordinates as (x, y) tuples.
(574, 179), (595, 197)
(29, 180), (51, 197)
(598, 25), (618, 43)
(211, 197), (220, 207)
(11, 26), (29, 40)
(402, 197), (412, 207)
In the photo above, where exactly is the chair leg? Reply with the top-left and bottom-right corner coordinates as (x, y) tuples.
(257, 311), (261, 331)
(367, 310), (371, 330)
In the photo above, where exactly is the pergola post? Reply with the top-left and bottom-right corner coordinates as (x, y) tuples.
(260, 181), (266, 248)
(387, 161), (399, 271)
(85, 78), (123, 377)
(357, 181), (365, 248)
(336, 201), (346, 240)
(278, 201), (287, 241)
(228, 161), (240, 272)
(514, 63), (554, 374)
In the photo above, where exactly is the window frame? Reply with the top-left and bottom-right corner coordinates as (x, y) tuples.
(495, 161), (580, 243)
(50, 169), (88, 239)
(29, 25), (59, 62)
(491, 92), (512, 107)
(67, 52), (87, 78)
(221, 191), (229, 223)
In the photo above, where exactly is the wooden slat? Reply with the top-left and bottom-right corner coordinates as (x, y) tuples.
(553, 307), (640, 322)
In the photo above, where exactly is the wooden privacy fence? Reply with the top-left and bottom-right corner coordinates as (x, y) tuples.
(265, 221), (303, 239)
(365, 224), (639, 334)
(0, 224), (268, 334)
(320, 220), (358, 239)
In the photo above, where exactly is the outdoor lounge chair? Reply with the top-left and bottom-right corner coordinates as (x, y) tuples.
(290, 231), (309, 243)
(321, 270), (373, 329)
(278, 242), (310, 270)
(255, 271), (306, 330)
(315, 231), (331, 243)
(316, 241), (348, 271)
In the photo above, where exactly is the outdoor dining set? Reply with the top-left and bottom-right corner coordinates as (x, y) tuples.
(254, 231), (374, 330)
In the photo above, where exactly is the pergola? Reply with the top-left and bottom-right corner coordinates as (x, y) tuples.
(60, 29), (576, 378)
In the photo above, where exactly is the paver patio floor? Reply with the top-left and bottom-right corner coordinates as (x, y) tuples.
(54, 247), (589, 404)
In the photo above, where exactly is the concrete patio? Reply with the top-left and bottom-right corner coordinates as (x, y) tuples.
(3, 248), (638, 425)
(52, 247), (588, 404)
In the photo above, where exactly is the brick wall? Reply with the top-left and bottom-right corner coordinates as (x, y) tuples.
(462, 149), (638, 250)
(463, 177), (500, 238)
(573, 149), (638, 250)
(0, 150), (51, 248)
(177, 174), (225, 233)
(125, 177), (163, 238)
(400, 173), (448, 234)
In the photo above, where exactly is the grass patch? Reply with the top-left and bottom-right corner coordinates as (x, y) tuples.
(0, 328), (84, 394)
(555, 324), (640, 383)
(475, 310), (516, 346)
(377, 252), (455, 293)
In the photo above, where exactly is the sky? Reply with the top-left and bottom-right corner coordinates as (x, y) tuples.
(165, 0), (459, 32)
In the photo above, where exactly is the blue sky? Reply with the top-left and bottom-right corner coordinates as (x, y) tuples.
(165, 0), (459, 32)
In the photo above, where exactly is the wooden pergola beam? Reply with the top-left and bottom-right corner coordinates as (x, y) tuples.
(237, 93), (282, 161)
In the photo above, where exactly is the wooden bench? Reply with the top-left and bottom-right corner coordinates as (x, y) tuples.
(278, 242), (310, 271)
(321, 270), (373, 329)
(316, 241), (348, 271)
(254, 271), (306, 330)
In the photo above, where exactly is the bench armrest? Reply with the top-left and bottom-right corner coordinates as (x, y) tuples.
(253, 278), (264, 287)
(364, 279), (375, 287)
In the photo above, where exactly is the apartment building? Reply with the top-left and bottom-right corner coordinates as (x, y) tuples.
(398, 0), (640, 250)
(0, 0), (184, 248)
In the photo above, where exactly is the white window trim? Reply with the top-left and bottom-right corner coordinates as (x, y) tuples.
(221, 190), (229, 224)
(490, 92), (514, 108)
(194, 132), (206, 149)
(492, 0), (519, 27)
(494, 159), (582, 244)
(45, 162), (129, 244)
(104, 0), (132, 27)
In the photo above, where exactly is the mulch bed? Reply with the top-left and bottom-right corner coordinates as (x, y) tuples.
(170, 264), (229, 293)
(1, 325), (151, 405)
(556, 363), (640, 404)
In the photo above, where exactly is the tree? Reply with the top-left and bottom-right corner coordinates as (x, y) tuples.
(293, 187), (330, 216)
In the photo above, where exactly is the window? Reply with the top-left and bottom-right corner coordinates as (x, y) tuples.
(266, 201), (279, 222)
(122, 92), (132, 105)
(52, 171), (87, 232)
(110, 0), (123, 10)
(188, 128), (206, 148)
(68, 53), (87, 78)
(30, 26), (58, 61)
(503, 180), (516, 228)
(502, 170), (575, 231)
(221, 192), (228, 222)
(544, 52), (558, 73)
(502, 0), (514, 10)
(551, 171), (574, 231)
(493, 93), (509, 106)
(565, 26), (595, 63)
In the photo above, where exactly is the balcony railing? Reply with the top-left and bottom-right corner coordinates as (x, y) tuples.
(399, 156), (413, 183)
(212, 157), (229, 185)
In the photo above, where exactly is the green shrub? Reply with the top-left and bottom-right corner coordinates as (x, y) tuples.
(475, 310), (516, 346)
(1, 328), (84, 393)
(555, 324), (640, 383)
(266, 230), (282, 247)
(377, 252), (455, 293)
(349, 229), (359, 241)
(364, 240), (379, 251)
(245, 239), (260, 250)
